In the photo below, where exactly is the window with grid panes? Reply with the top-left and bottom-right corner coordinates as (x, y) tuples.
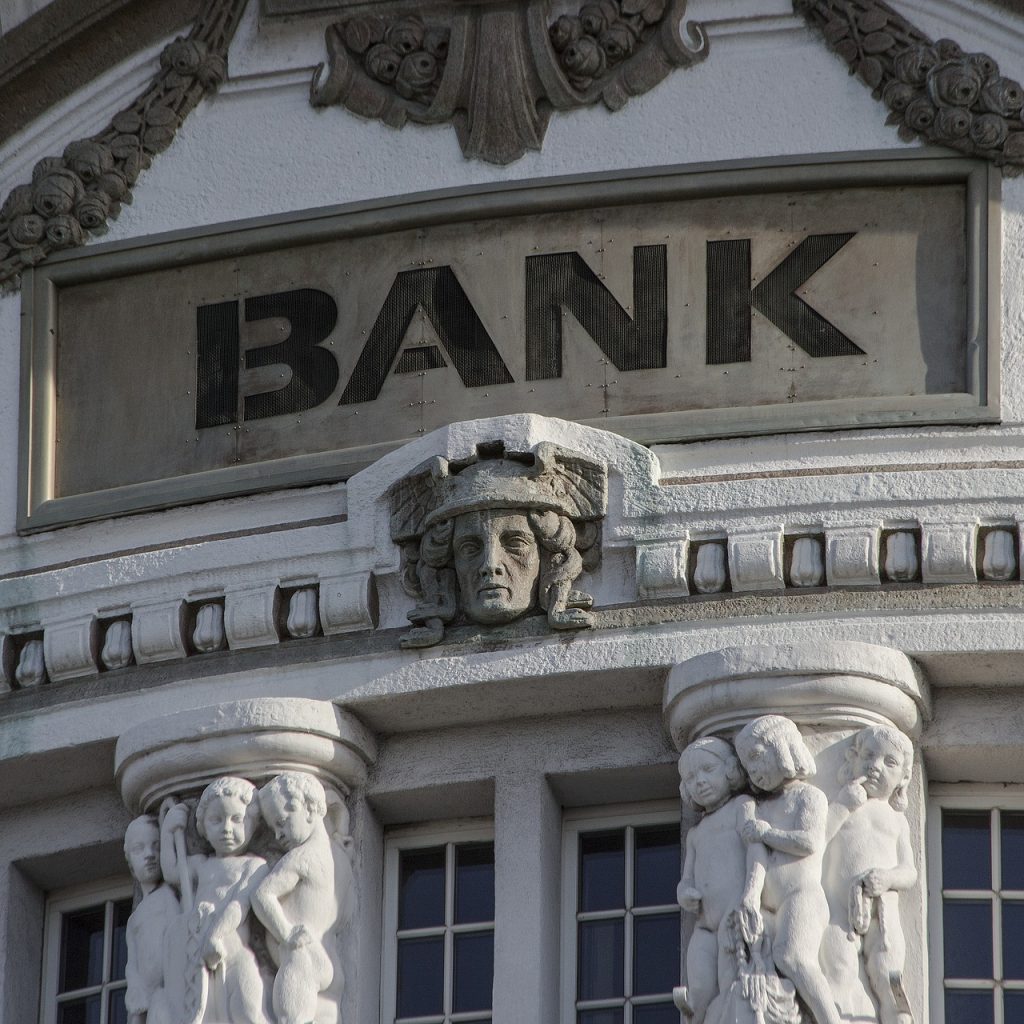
(936, 805), (1024, 1024)
(563, 808), (681, 1024)
(42, 883), (133, 1024)
(383, 829), (495, 1024)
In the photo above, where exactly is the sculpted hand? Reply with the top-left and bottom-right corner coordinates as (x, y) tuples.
(677, 884), (702, 913)
(839, 778), (869, 809)
(203, 939), (225, 971)
(163, 803), (190, 834)
(741, 818), (770, 845)
(860, 868), (890, 898)
(737, 899), (764, 944)
(286, 923), (314, 949)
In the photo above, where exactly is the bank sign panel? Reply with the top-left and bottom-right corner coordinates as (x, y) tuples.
(19, 154), (997, 530)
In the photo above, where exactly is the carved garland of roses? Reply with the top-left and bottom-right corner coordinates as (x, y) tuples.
(0, 2), (244, 289)
(548, 0), (668, 91)
(795, 0), (1024, 174)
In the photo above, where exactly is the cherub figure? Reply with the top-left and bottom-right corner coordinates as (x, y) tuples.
(124, 815), (181, 1024)
(734, 715), (840, 1024)
(253, 771), (356, 1024)
(161, 777), (272, 1024)
(674, 737), (751, 1024)
(822, 725), (917, 1024)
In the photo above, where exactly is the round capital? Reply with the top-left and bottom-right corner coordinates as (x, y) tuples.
(663, 641), (929, 749)
(114, 697), (378, 814)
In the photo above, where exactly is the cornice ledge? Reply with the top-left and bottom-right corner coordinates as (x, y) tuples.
(796, 0), (1024, 173)
(0, 0), (248, 291)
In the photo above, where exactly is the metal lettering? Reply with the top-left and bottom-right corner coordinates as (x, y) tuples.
(195, 300), (240, 428)
(525, 245), (667, 381)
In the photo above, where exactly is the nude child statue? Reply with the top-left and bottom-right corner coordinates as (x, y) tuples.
(822, 725), (917, 1024)
(674, 737), (751, 1024)
(253, 771), (356, 1024)
(734, 715), (841, 1024)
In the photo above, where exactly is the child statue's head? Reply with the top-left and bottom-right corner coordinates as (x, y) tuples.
(196, 776), (261, 857)
(841, 725), (914, 811)
(678, 736), (746, 812)
(259, 771), (327, 851)
(734, 715), (816, 794)
(124, 814), (161, 887)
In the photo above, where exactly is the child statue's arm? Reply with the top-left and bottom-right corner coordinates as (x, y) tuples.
(253, 856), (305, 947)
(860, 819), (918, 896)
(677, 828), (701, 913)
(160, 802), (190, 888)
(745, 786), (827, 857)
(737, 798), (767, 942)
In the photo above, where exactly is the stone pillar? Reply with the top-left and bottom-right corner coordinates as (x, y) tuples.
(114, 698), (377, 1024)
(664, 641), (929, 1024)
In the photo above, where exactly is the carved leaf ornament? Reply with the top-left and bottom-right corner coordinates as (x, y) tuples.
(1, 0), (1023, 282)
(795, 0), (1024, 173)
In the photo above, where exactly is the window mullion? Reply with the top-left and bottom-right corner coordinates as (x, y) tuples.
(444, 843), (455, 1024)
(624, 825), (635, 1019)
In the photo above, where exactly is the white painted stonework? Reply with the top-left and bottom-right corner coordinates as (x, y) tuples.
(3, 1), (1024, 1023)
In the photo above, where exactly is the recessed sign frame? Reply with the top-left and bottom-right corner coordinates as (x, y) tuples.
(18, 151), (999, 532)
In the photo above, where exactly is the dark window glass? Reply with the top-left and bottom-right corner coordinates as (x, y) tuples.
(455, 843), (495, 924)
(399, 847), (445, 931)
(60, 907), (107, 991)
(452, 930), (494, 1013)
(945, 989), (993, 1024)
(943, 900), (993, 979)
(107, 988), (129, 1024)
(634, 1004), (683, 1024)
(111, 900), (132, 982)
(633, 913), (681, 995)
(396, 935), (444, 1018)
(580, 831), (625, 913)
(1002, 901), (1024, 979)
(1004, 991), (1024, 1021)
(943, 811), (992, 890)
(578, 918), (625, 1001)
(578, 1010), (622, 1024)
(56, 997), (102, 1024)
(634, 826), (680, 908)
(1002, 812), (1024, 890)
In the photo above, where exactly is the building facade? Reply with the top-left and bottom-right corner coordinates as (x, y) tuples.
(2, 1), (1024, 1023)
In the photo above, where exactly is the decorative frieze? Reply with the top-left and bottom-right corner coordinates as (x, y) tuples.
(922, 522), (978, 584)
(883, 530), (920, 583)
(692, 541), (728, 595)
(727, 528), (786, 593)
(42, 615), (99, 682)
(100, 618), (135, 671)
(636, 539), (689, 600)
(825, 526), (881, 588)
(789, 535), (825, 588)
(224, 584), (281, 651)
(981, 527), (1018, 581)
(132, 599), (189, 665)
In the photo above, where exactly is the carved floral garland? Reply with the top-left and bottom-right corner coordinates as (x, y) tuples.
(0, 0), (247, 289)
(795, 0), (1024, 174)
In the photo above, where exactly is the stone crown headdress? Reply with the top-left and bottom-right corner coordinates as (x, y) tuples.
(388, 441), (607, 543)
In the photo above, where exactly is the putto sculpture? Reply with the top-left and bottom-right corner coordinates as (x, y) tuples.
(124, 772), (356, 1024)
(675, 715), (919, 1024)
(388, 440), (607, 648)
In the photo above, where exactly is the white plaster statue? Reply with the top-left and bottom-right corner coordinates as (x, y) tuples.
(734, 715), (840, 1024)
(124, 814), (182, 1024)
(388, 441), (606, 646)
(162, 777), (273, 1024)
(253, 771), (356, 1024)
(673, 737), (751, 1024)
(822, 726), (917, 1024)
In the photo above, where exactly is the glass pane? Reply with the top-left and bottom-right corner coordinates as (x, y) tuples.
(578, 1010), (622, 1024)
(578, 918), (624, 1001)
(634, 1004), (682, 1024)
(943, 811), (992, 890)
(107, 987), (129, 1024)
(60, 906), (107, 991)
(111, 899), (132, 981)
(399, 846), (446, 930)
(633, 913), (681, 995)
(580, 830), (625, 913)
(56, 996), (102, 1024)
(634, 825), (680, 908)
(396, 935), (444, 1018)
(1005, 991), (1024, 1021)
(943, 900), (993, 979)
(945, 989), (993, 1024)
(1002, 812), (1024, 890)
(1003, 901), (1024, 979)
(453, 930), (494, 1012)
(455, 842), (495, 924)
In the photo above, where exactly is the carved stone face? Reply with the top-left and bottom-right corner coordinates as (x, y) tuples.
(737, 740), (786, 793)
(263, 791), (317, 850)
(202, 793), (255, 856)
(681, 749), (733, 811)
(852, 733), (906, 802)
(125, 820), (161, 887)
(452, 510), (540, 624)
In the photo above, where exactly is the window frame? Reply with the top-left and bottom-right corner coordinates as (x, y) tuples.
(39, 875), (134, 1024)
(928, 784), (1024, 1024)
(380, 818), (496, 1024)
(560, 800), (681, 1024)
